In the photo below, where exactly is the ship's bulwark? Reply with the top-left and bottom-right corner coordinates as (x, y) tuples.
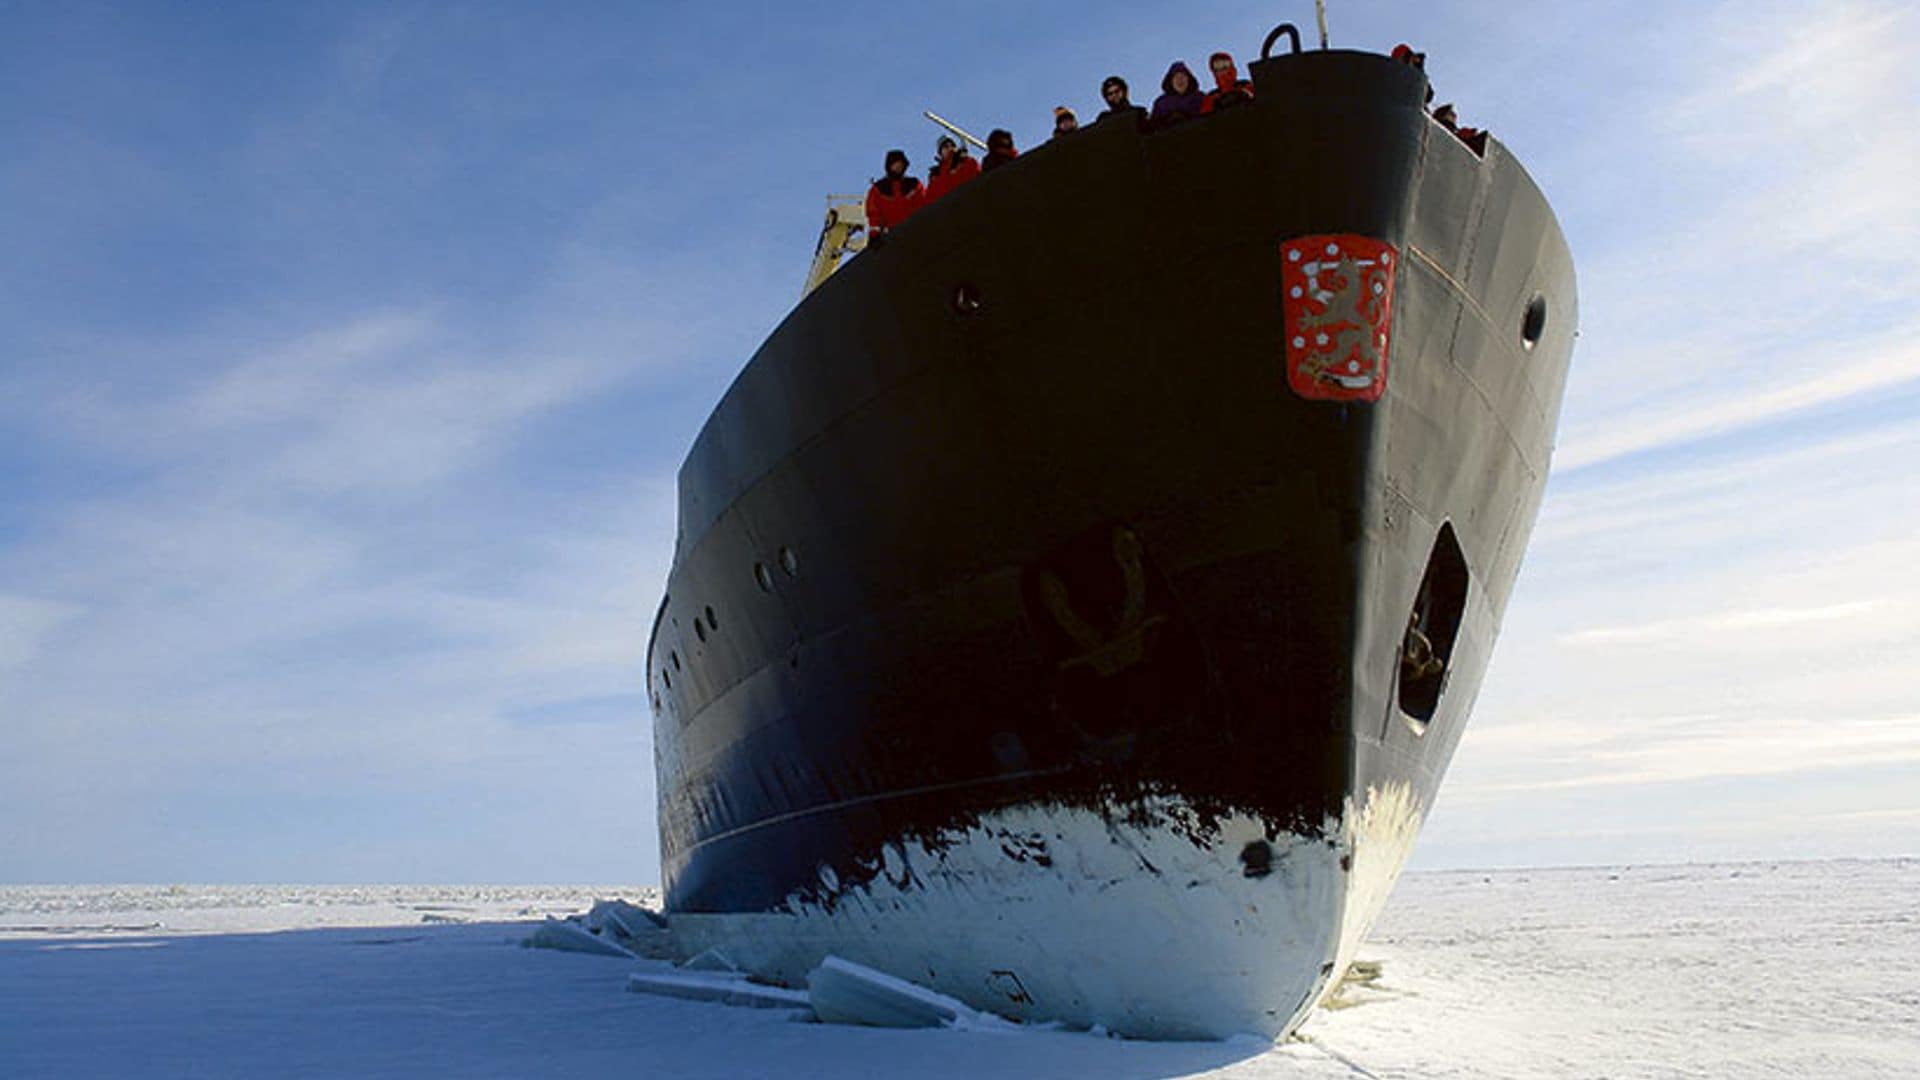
(647, 48), (1576, 1038)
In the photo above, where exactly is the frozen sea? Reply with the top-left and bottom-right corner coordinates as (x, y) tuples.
(2, 860), (1916, 1078)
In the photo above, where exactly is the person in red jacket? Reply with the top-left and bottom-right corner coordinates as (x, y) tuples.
(1392, 43), (1436, 104)
(925, 136), (980, 202)
(1432, 102), (1489, 156)
(864, 149), (924, 244)
(1202, 51), (1254, 113)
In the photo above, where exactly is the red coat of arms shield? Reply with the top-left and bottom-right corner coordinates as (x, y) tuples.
(1281, 234), (1399, 402)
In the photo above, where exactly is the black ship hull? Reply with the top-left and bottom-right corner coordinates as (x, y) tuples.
(647, 48), (1576, 1038)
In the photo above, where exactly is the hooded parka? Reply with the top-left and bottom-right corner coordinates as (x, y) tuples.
(865, 149), (925, 233)
(1149, 61), (1206, 129)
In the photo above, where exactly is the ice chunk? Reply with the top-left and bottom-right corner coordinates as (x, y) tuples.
(516, 898), (672, 961)
(625, 970), (811, 1011)
(805, 956), (1014, 1031)
(680, 946), (741, 973)
(585, 898), (664, 939)
(577, 898), (673, 959)
(522, 916), (634, 958)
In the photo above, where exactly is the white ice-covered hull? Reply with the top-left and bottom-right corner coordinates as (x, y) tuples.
(670, 787), (1423, 1039)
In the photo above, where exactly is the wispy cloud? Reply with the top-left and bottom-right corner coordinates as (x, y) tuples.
(1538, 413), (1920, 553)
(1454, 713), (1920, 795)
(0, 289), (683, 878)
(1806, 806), (1920, 825)
(1662, 0), (1919, 271)
(4, 1), (1916, 880)
(47, 308), (633, 496)
(1554, 0), (1920, 466)
(1555, 336), (1920, 470)
(187, 312), (437, 424)
(1564, 600), (1886, 646)
(0, 594), (78, 675)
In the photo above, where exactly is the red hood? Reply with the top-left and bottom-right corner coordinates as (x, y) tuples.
(1209, 52), (1239, 91)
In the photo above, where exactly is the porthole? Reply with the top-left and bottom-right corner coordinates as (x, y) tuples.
(705, 605), (719, 630)
(662, 669), (671, 690)
(1521, 294), (1547, 351)
(671, 651), (681, 671)
(779, 546), (799, 576)
(694, 620), (706, 643)
(754, 562), (773, 593)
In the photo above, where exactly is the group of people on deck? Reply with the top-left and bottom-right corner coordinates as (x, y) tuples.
(866, 44), (1481, 242)
(864, 49), (1260, 243)
(1390, 43), (1488, 155)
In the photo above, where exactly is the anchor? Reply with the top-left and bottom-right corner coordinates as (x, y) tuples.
(1036, 526), (1165, 677)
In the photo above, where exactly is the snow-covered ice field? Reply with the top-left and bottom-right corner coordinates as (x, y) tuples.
(3, 860), (1916, 1078)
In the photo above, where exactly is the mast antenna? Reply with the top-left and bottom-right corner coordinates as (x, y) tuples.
(1315, 0), (1330, 49)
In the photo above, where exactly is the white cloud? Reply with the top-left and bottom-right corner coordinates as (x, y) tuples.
(1668, 4), (1907, 140)
(1663, 0), (1920, 265)
(1555, 335), (1920, 470)
(0, 594), (79, 675)
(188, 312), (437, 425)
(1427, 352), (1920, 860)
(7, 0), (1917, 880)
(1554, 0), (1920, 462)
(262, 353), (618, 493)
(1538, 414), (1920, 556)
(53, 309), (631, 497)
(1563, 600), (1886, 646)
(0, 80), (772, 873)
(0, 289), (685, 879)
(1807, 806), (1920, 824)
(1454, 713), (1920, 795)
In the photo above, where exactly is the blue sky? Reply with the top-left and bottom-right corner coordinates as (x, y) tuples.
(2, 1), (1916, 883)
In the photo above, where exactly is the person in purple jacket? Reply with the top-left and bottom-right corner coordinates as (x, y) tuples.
(1149, 60), (1206, 130)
